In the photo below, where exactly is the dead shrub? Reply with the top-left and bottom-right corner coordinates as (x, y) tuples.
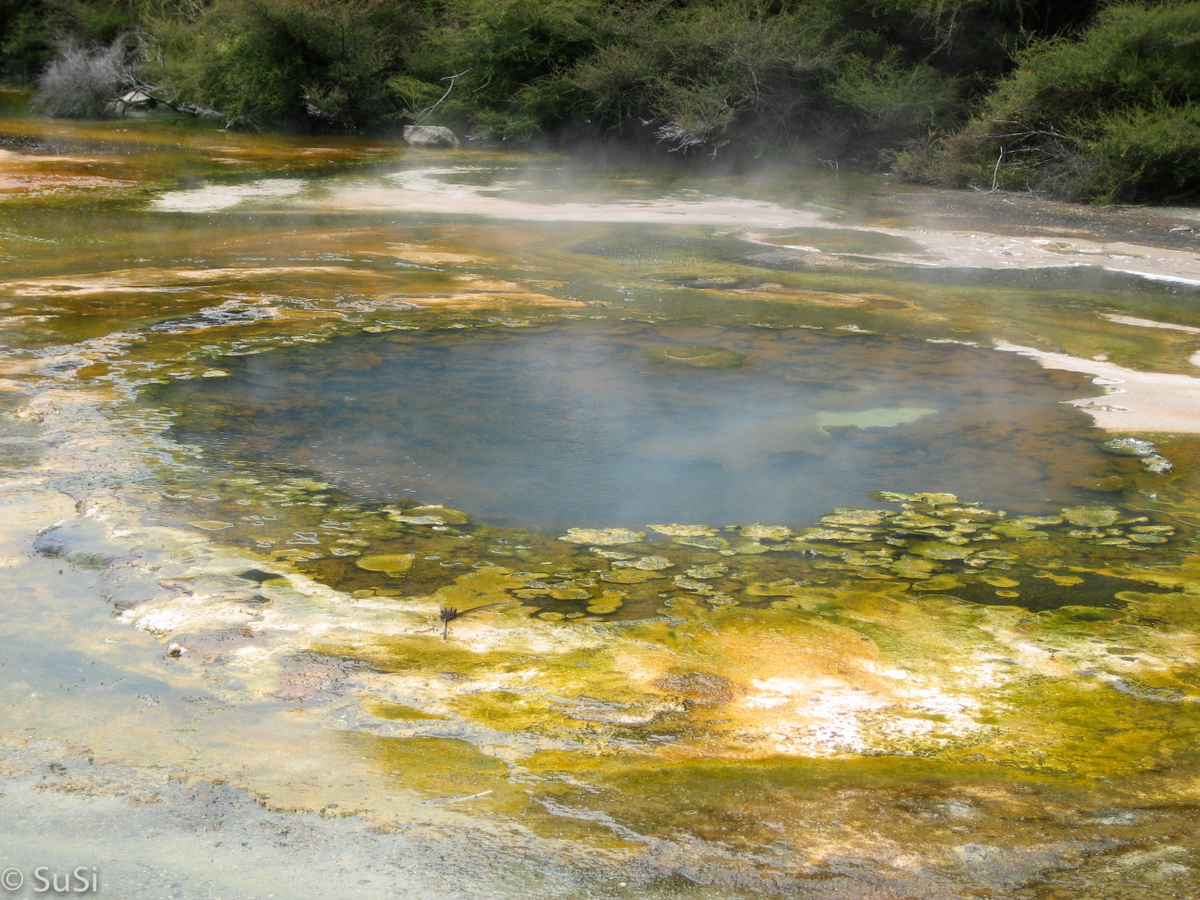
(34, 40), (134, 119)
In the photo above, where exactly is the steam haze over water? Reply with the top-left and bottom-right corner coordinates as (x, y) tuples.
(157, 323), (1106, 529)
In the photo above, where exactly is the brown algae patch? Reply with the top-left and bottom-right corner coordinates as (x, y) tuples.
(383, 243), (498, 267)
(729, 283), (910, 309)
(355, 552), (416, 576)
(393, 291), (585, 310)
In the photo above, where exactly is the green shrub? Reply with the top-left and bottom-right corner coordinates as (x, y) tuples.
(144, 0), (428, 129)
(567, 0), (844, 151)
(403, 0), (609, 139)
(27, 0), (1179, 202)
(829, 51), (962, 136)
(1080, 100), (1200, 202)
(904, 0), (1200, 202)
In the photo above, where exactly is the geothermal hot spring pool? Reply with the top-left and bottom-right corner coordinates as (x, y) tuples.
(153, 323), (1108, 531)
(4, 99), (1200, 899)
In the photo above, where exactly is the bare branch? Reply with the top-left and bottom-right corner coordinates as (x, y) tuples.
(415, 69), (471, 124)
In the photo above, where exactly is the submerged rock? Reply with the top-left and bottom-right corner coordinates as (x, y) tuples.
(892, 557), (937, 579)
(1101, 437), (1157, 457)
(914, 543), (973, 560)
(388, 505), (469, 526)
(981, 574), (1020, 588)
(802, 528), (875, 543)
(1099, 437), (1172, 474)
(612, 555), (672, 571)
(729, 539), (771, 555)
(877, 491), (961, 506)
(1061, 506), (1121, 528)
(356, 553), (416, 576)
(592, 548), (635, 560)
(602, 569), (664, 584)
(913, 574), (962, 591)
(649, 524), (717, 537)
(991, 522), (1050, 540)
(1011, 516), (1064, 527)
(1144, 455), (1173, 474)
(586, 592), (625, 615)
(673, 534), (729, 550)
(736, 523), (793, 540)
(745, 581), (804, 597)
(33, 519), (127, 569)
(1069, 475), (1130, 492)
(187, 519), (235, 531)
(389, 515), (445, 525)
(820, 510), (888, 527)
(560, 527), (644, 545)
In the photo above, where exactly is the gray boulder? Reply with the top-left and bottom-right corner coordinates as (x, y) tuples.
(403, 125), (460, 148)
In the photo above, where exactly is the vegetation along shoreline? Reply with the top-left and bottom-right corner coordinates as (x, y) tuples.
(2, 0), (1197, 205)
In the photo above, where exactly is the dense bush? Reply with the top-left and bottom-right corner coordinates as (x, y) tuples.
(401, 0), (978, 152)
(900, 0), (1200, 202)
(143, 0), (428, 129)
(571, 1), (842, 152)
(6, 0), (1197, 203)
(400, 0), (609, 140)
(6, 0), (1041, 144)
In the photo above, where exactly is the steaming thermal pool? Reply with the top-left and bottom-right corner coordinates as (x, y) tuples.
(4, 99), (1200, 898)
(151, 322), (1109, 530)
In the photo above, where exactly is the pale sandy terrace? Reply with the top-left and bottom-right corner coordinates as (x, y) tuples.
(996, 340), (1200, 433)
(279, 166), (1200, 283)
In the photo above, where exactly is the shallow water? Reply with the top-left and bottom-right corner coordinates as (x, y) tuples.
(4, 95), (1200, 897)
(152, 322), (1109, 530)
